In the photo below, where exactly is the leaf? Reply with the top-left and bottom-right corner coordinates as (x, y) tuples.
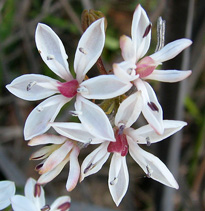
(185, 96), (201, 123)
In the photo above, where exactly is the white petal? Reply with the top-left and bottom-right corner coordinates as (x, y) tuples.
(135, 79), (164, 134)
(30, 145), (58, 160)
(150, 39), (192, 63)
(115, 91), (143, 128)
(38, 156), (70, 185)
(113, 61), (138, 83)
(80, 142), (110, 181)
(24, 95), (70, 140)
(51, 122), (102, 144)
(75, 96), (115, 141)
(11, 195), (37, 211)
(24, 178), (36, 200)
(80, 75), (132, 99)
(0, 200), (11, 210)
(0, 181), (15, 210)
(128, 140), (178, 189)
(6, 74), (59, 101)
(108, 154), (129, 206)
(39, 141), (73, 174)
(128, 120), (187, 144)
(28, 134), (67, 146)
(143, 69), (192, 82)
(35, 23), (72, 81)
(120, 35), (136, 62)
(109, 154), (122, 182)
(131, 4), (151, 61)
(50, 196), (71, 211)
(0, 201), (11, 210)
(74, 18), (105, 83)
(24, 178), (36, 201)
(24, 178), (45, 209)
(66, 147), (80, 191)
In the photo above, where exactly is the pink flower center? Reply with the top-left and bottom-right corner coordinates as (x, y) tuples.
(57, 79), (79, 98)
(107, 127), (128, 156)
(135, 56), (157, 78)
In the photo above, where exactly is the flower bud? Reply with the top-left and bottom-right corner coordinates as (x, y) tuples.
(81, 9), (107, 32)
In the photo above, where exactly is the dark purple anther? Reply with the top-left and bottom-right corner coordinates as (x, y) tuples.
(84, 163), (93, 174)
(143, 23), (152, 38)
(35, 163), (43, 171)
(34, 184), (41, 197)
(147, 102), (159, 112)
(41, 205), (50, 211)
(57, 202), (71, 211)
(118, 124), (125, 135)
(31, 155), (45, 160)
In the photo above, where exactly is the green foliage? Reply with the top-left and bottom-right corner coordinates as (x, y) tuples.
(43, 16), (79, 34)
(4, 205), (12, 211)
(0, 0), (15, 41)
(28, 0), (42, 19)
(185, 96), (202, 124)
(105, 34), (119, 50)
(185, 96), (205, 185)
(103, 28), (121, 62)
(188, 116), (205, 185)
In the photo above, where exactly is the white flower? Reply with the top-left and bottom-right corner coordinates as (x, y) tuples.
(6, 19), (131, 140)
(49, 94), (118, 145)
(11, 178), (71, 211)
(28, 134), (83, 192)
(29, 110), (114, 190)
(0, 180), (15, 209)
(113, 4), (192, 135)
(80, 92), (187, 206)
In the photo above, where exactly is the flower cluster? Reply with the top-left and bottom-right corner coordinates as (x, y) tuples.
(6, 4), (192, 207)
(0, 178), (71, 211)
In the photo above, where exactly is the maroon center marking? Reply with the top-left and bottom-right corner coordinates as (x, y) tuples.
(135, 56), (156, 78)
(58, 79), (79, 98)
(107, 129), (128, 156)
